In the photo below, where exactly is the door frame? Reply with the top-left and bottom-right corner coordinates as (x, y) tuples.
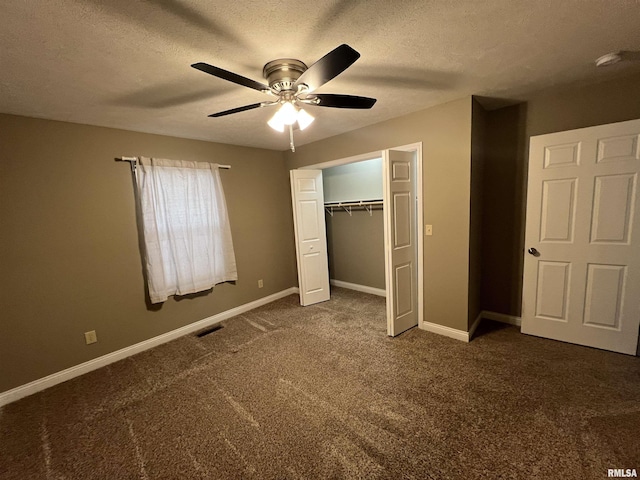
(299, 142), (424, 334)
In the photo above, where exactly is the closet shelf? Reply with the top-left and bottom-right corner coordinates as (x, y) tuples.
(324, 199), (383, 217)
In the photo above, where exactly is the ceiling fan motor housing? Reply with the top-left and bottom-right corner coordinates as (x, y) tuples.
(263, 59), (308, 93)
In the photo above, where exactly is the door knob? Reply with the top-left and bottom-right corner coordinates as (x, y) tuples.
(528, 247), (540, 256)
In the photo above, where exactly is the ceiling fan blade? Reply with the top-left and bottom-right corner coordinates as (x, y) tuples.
(192, 62), (269, 92)
(294, 44), (360, 93)
(208, 103), (263, 117)
(313, 94), (377, 109)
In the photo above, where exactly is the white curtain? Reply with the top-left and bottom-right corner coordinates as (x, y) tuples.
(135, 157), (237, 303)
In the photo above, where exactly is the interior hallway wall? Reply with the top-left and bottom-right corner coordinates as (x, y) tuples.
(0, 114), (297, 393)
(480, 103), (528, 317)
(468, 98), (487, 329)
(479, 71), (640, 319)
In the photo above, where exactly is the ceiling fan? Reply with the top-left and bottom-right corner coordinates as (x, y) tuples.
(191, 44), (376, 151)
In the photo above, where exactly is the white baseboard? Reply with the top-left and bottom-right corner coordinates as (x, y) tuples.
(420, 311), (521, 344)
(421, 321), (472, 342)
(481, 310), (522, 327)
(0, 287), (299, 408)
(330, 279), (386, 297)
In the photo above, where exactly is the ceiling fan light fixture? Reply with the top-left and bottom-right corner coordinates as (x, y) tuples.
(279, 101), (298, 125)
(193, 44), (376, 148)
(297, 108), (315, 131)
(267, 111), (285, 132)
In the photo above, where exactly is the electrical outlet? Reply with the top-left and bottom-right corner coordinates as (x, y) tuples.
(84, 330), (97, 345)
(258, 279), (264, 288)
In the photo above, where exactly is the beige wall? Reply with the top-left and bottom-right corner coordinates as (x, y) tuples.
(326, 209), (385, 290)
(286, 97), (473, 331)
(526, 71), (640, 138)
(468, 99), (487, 328)
(0, 114), (297, 393)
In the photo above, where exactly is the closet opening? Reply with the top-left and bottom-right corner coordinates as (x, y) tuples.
(290, 144), (423, 337)
(323, 157), (386, 298)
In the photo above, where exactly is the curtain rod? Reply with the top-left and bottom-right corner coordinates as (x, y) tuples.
(117, 157), (231, 170)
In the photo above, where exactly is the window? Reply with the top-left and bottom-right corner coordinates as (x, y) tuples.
(135, 157), (237, 303)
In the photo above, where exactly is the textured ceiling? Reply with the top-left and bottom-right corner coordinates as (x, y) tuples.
(1, 0), (639, 151)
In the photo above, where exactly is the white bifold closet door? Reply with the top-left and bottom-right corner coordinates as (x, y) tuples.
(384, 149), (418, 336)
(290, 169), (331, 306)
(522, 118), (640, 355)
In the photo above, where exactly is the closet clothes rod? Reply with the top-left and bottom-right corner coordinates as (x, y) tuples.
(324, 199), (383, 217)
(324, 200), (383, 206)
(117, 157), (231, 171)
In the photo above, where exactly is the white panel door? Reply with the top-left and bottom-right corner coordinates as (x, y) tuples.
(290, 169), (331, 306)
(384, 150), (418, 336)
(522, 118), (640, 355)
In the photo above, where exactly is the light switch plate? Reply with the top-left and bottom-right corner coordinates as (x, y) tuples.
(425, 224), (433, 236)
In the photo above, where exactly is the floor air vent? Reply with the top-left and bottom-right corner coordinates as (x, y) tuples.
(196, 325), (223, 338)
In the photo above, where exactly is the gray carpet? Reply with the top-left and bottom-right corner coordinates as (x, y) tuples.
(1, 288), (639, 479)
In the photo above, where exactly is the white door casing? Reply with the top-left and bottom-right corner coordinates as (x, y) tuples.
(522, 119), (640, 355)
(290, 169), (331, 306)
(384, 149), (419, 336)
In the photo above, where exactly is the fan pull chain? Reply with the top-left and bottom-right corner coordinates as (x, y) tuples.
(289, 124), (296, 152)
